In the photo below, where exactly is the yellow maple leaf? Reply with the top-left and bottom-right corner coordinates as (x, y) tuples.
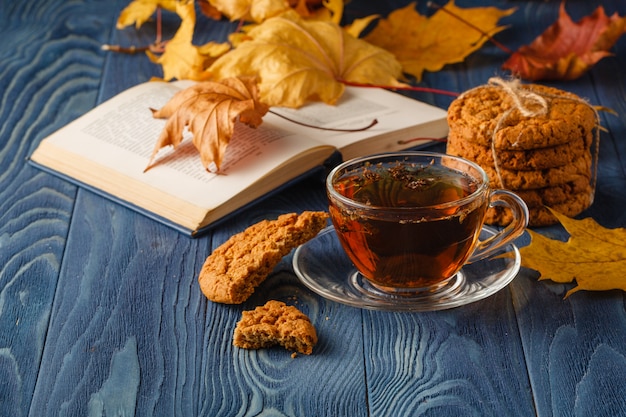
(147, 76), (269, 172)
(209, 11), (403, 107)
(520, 209), (626, 298)
(363, 1), (515, 81)
(146, 1), (230, 81)
(117, 0), (178, 29)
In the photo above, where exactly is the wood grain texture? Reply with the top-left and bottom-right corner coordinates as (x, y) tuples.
(0, 1), (117, 415)
(2, 0), (626, 415)
(363, 290), (535, 417)
(31, 183), (370, 415)
(29, 192), (208, 416)
(503, 2), (626, 416)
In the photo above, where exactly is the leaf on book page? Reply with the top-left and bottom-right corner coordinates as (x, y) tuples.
(146, 1), (231, 81)
(208, 11), (404, 108)
(520, 209), (626, 298)
(502, 2), (626, 81)
(147, 76), (269, 173)
(363, 1), (515, 81)
(116, 0), (178, 29)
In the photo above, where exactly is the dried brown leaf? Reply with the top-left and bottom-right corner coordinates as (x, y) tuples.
(503, 2), (626, 81)
(147, 76), (269, 172)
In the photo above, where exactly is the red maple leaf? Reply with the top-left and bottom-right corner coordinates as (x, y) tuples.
(503, 2), (626, 81)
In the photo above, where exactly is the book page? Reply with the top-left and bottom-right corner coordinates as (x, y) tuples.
(32, 81), (447, 230)
(269, 86), (448, 156)
(33, 82), (331, 209)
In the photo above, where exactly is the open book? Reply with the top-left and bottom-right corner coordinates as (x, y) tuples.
(30, 80), (448, 236)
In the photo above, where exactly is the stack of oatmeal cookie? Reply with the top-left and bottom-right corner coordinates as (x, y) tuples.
(446, 80), (597, 226)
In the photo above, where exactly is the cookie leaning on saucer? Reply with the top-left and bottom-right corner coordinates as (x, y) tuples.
(198, 211), (329, 304)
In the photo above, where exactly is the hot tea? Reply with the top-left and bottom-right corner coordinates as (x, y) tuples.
(329, 160), (487, 290)
(327, 152), (528, 294)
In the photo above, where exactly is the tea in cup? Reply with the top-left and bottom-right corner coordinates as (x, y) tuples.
(327, 151), (528, 293)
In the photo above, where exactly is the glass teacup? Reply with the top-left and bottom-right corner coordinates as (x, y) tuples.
(327, 151), (528, 293)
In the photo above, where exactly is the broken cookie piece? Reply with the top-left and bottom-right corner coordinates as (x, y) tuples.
(198, 211), (329, 304)
(233, 300), (318, 355)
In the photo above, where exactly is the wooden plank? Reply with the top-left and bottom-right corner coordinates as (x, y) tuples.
(350, 1), (538, 414)
(505, 1), (626, 416)
(0, 1), (117, 415)
(198, 184), (369, 415)
(423, 1), (626, 415)
(29, 192), (206, 415)
(13, 0), (626, 415)
(363, 290), (535, 416)
(28, 8), (364, 415)
(512, 272), (626, 417)
(585, 25), (626, 229)
(30, 183), (369, 415)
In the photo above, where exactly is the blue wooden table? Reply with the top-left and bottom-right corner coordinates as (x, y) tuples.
(2, 0), (626, 415)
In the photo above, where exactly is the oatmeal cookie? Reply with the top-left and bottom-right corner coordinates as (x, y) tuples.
(198, 211), (328, 304)
(447, 83), (596, 150)
(514, 178), (593, 208)
(481, 153), (592, 190)
(233, 300), (318, 355)
(447, 80), (597, 226)
(446, 130), (588, 171)
(486, 189), (594, 227)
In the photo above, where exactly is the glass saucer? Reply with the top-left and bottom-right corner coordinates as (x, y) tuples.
(293, 226), (521, 312)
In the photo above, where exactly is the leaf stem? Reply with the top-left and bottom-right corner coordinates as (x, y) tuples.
(101, 44), (148, 53)
(101, 41), (167, 54)
(102, 7), (167, 55)
(269, 110), (378, 132)
(397, 137), (448, 145)
(427, 1), (514, 55)
(156, 7), (162, 44)
(339, 80), (459, 97)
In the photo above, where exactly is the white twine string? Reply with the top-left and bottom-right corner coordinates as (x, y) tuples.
(461, 77), (600, 197)
(488, 77), (548, 118)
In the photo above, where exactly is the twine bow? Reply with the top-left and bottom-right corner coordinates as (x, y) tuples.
(488, 77), (548, 118)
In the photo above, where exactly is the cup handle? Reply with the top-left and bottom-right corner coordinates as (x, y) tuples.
(468, 189), (529, 263)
